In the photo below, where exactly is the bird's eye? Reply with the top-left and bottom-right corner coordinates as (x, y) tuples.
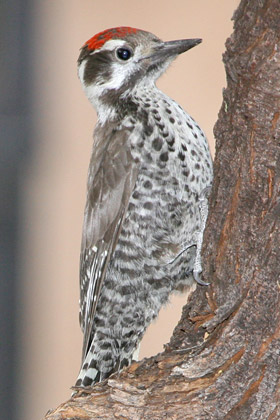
(116, 48), (132, 61)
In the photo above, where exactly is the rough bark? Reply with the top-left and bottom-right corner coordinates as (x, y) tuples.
(44, 0), (280, 418)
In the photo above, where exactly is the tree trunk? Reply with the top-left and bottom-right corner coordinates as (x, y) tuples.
(44, 0), (280, 418)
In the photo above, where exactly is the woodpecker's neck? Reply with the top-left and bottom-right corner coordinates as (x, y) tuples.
(92, 79), (163, 126)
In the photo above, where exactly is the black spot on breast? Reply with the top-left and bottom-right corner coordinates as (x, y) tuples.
(157, 123), (165, 131)
(169, 117), (175, 124)
(121, 100), (138, 114)
(166, 108), (172, 114)
(178, 151), (185, 161)
(128, 202), (135, 211)
(132, 191), (140, 199)
(167, 137), (175, 146)
(187, 122), (193, 129)
(144, 152), (153, 163)
(182, 143), (187, 151)
(144, 124), (154, 136)
(160, 152), (169, 162)
(172, 177), (179, 186)
(152, 137), (163, 151)
(144, 180), (152, 189)
(144, 201), (153, 210)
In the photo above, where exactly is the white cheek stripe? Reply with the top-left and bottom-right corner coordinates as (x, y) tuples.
(77, 44), (147, 125)
(78, 59), (87, 83)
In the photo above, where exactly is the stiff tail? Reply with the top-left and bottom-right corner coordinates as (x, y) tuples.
(75, 350), (108, 387)
(75, 346), (133, 388)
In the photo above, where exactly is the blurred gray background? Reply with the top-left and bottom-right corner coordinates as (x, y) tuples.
(0, 1), (239, 419)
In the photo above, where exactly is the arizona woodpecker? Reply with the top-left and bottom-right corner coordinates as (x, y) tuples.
(75, 27), (213, 387)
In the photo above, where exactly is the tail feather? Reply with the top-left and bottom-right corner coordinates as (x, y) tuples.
(75, 350), (104, 387)
(75, 348), (132, 388)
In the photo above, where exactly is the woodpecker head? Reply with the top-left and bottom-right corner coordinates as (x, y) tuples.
(78, 27), (201, 117)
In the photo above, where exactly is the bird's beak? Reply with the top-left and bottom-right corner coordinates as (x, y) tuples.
(142, 38), (202, 63)
(161, 38), (202, 56)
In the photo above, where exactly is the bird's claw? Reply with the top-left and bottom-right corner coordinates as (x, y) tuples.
(193, 269), (210, 286)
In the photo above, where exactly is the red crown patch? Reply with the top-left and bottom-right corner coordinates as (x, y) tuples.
(84, 27), (138, 51)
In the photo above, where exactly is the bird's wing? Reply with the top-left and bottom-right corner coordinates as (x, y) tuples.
(79, 127), (139, 362)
